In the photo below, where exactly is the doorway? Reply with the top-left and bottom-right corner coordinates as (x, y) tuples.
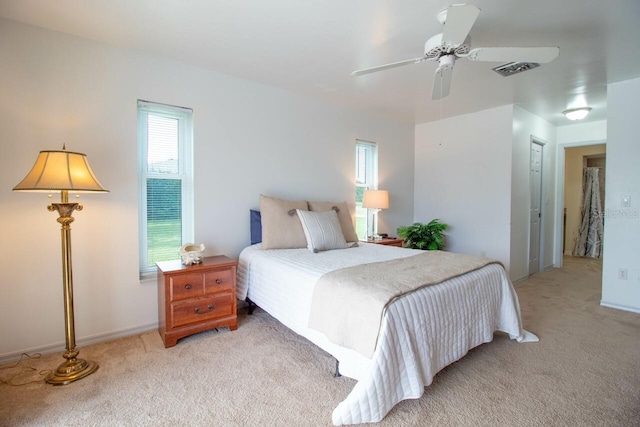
(563, 145), (607, 257)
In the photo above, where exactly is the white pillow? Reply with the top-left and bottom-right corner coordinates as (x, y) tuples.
(296, 209), (348, 253)
(307, 200), (359, 243)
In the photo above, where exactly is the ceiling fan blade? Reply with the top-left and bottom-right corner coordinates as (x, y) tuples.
(431, 65), (453, 100)
(351, 57), (424, 76)
(466, 46), (560, 63)
(441, 4), (480, 48)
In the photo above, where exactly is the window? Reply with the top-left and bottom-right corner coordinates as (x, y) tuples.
(137, 100), (194, 278)
(355, 140), (378, 240)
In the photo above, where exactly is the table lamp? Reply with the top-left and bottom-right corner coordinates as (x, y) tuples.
(362, 189), (389, 240)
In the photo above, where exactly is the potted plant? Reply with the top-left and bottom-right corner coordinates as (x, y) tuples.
(397, 219), (448, 250)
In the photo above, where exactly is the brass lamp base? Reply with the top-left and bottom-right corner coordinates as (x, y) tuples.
(46, 357), (99, 386)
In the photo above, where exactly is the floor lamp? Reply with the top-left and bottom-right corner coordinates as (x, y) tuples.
(13, 145), (108, 385)
(362, 189), (389, 240)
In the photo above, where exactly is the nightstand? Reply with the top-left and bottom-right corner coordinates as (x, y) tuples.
(365, 237), (404, 247)
(157, 255), (238, 348)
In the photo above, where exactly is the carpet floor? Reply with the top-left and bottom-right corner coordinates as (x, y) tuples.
(1, 256), (639, 426)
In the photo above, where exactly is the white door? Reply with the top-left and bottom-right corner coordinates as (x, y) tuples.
(529, 142), (543, 274)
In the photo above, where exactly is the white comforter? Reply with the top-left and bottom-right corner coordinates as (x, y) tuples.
(236, 243), (535, 425)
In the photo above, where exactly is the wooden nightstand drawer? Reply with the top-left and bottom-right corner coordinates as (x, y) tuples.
(170, 272), (205, 301)
(204, 269), (234, 294)
(170, 294), (234, 328)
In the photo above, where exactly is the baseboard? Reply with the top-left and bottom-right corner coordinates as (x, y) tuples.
(600, 301), (640, 314)
(0, 322), (158, 365)
(511, 275), (529, 285)
(512, 263), (557, 286)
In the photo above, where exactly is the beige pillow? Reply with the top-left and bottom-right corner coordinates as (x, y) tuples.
(308, 201), (359, 242)
(259, 195), (309, 249)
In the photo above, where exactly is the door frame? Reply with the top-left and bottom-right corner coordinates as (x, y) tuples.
(553, 138), (607, 268)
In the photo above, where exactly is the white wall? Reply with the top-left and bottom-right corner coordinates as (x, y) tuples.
(0, 19), (415, 359)
(415, 105), (557, 282)
(557, 121), (607, 145)
(601, 78), (640, 312)
(414, 105), (514, 269)
(510, 106), (557, 282)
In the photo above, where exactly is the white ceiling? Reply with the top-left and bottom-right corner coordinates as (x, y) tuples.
(1, 0), (639, 125)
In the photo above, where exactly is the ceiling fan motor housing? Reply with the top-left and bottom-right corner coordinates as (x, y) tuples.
(424, 33), (471, 60)
(437, 54), (456, 70)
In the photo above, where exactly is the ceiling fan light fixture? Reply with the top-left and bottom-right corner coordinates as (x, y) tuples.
(563, 107), (592, 120)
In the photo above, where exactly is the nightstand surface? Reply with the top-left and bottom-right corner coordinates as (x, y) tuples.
(156, 255), (237, 273)
(365, 237), (404, 247)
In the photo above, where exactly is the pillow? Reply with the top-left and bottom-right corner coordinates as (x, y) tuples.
(250, 209), (262, 245)
(308, 201), (359, 242)
(259, 195), (309, 249)
(296, 209), (348, 253)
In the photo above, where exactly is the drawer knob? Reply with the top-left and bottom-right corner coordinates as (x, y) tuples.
(194, 304), (214, 314)
(216, 278), (222, 285)
(185, 284), (192, 290)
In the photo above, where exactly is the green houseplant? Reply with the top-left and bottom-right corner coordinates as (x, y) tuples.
(397, 219), (448, 250)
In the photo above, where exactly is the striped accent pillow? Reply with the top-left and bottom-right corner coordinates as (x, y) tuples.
(297, 209), (348, 253)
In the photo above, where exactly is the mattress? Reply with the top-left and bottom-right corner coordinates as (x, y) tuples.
(236, 243), (535, 425)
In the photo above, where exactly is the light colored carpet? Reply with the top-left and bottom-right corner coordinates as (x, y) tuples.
(1, 256), (639, 426)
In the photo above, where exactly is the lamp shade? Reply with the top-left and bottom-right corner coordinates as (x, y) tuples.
(13, 149), (108, 193)
(362, 190), (389, 209)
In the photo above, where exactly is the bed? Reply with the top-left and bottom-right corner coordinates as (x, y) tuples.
(238, 196), (536, 425)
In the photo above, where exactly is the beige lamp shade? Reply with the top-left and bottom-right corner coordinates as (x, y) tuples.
(13, 149), (108, 193)
(362, 190), (389, 210)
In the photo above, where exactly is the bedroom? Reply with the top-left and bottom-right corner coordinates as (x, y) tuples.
(1, 0), (639, 425)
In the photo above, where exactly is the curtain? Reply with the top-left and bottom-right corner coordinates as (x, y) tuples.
(572, 167), (604, 258)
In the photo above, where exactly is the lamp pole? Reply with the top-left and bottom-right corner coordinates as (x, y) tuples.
(45, 189), (98, 385)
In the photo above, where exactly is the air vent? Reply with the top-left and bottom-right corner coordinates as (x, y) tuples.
(492, 62), (540, 77)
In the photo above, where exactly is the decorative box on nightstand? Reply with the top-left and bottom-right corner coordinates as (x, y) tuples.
(157, 255), (238, 348)
(365, 237), (404, 247)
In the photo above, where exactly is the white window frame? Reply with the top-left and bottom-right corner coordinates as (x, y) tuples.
(137, 100), (194, 278)
(355, 140), (378, 240)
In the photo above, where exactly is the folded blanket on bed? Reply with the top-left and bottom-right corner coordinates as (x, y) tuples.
(308, 250), (498, 358)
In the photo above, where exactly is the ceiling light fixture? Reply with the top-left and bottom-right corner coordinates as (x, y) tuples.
(562, 107), (592, 121)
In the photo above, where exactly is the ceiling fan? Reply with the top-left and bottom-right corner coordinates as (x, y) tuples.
(351, 3), (560, 100)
